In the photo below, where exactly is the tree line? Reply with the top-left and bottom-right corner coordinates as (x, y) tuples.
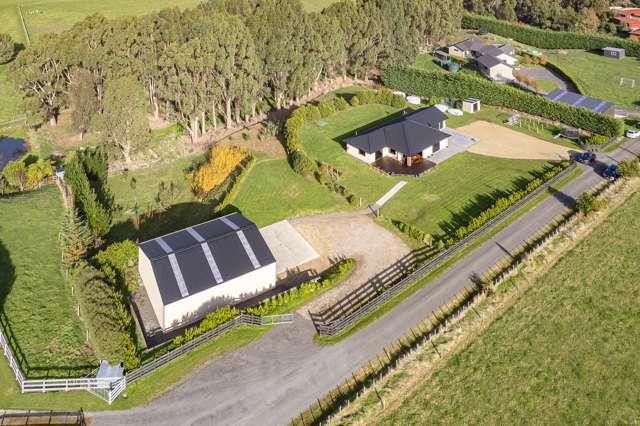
(9, 0), (463, 161)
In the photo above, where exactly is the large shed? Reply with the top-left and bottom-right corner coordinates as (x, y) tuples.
(603, 47), (625, 59)
(138, 213), (276, 330)
(545, 89), (614, 115)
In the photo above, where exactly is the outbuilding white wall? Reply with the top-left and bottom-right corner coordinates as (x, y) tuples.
(162, 262), (277, 329)
(138, 248), (165, 329)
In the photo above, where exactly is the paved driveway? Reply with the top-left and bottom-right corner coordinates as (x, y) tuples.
(92, 139), (640, 426)
(431, 127), (479, 164)
(519, 66), (577, 93)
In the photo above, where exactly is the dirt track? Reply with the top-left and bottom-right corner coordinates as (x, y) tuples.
(460, 121), (573, 160)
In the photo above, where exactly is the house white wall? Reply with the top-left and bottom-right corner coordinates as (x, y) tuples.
(421, 138), (449, 158)
(138, 248), (165, 328)
(483, 63), (514, 81)
(448, 46), (468, 59)
(346, 144), (376, 164)
(162, 262), (277, 329)
(497, 53), (517, 66)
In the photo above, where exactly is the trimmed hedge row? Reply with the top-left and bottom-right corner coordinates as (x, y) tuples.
(171, 306), (240, 348)
(445, 162), (571, 246)
(462, 13), (640, 57)
(210, 155), (255, 214)
(245, 258), (356, 316)
(388, 219), (434, 246)
(382, 66), (623, 136)
(544, 60), (585, 95)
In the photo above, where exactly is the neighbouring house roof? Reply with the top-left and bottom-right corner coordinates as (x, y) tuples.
(476, 54), (504, 69)
(477, 45), (510, 58)
(454, 37), (486, 53)
(344, 107), (449, 156)
(615, 16), (640, 28)
(498, 44), (515, 54)
(139, 213), (276, 305)
(545, 89), (614, 114)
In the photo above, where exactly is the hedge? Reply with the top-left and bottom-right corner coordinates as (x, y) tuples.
(388, 219), (434, 246)
(245, 258), (356, 316)
(170, 306), (241, 348)
(445, 162), (571, 245)
(382, 66), (623, 137)
(210, 155), (255, 214)
(462, 13), (640, 57)
(93, 240), (139, 294)
(543, 60), (585, 95)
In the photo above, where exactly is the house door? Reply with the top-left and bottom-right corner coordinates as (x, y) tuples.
(375, 151), (382, 160)
(433, 142), (441, 153)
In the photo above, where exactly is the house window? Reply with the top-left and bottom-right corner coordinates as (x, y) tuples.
(389, 148), (396, 155)
(358, 149), (366, 156)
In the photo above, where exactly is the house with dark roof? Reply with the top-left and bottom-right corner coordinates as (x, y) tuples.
(344, 106), (450, 168)
(477, 45), (517, 65)
(448, 37), (487, 59)
(545, 89), (615, 115)
(138, 213), (276, 330)
(476, 54), (515, 81)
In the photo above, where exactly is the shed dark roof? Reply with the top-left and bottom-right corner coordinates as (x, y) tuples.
(545, 89), (614, 114)
(477, 54), (504, 69)
(477, 45), (509, 58)
(344, 107), (449, 156)
(498, 44), (515, 54)
(139, 213), (276, 305)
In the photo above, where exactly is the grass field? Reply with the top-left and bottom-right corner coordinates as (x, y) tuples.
(0, 325), (268, 410)
(0, 64), (22, 124)
(375, 189), (640, 425)
(0, 186), (94, 376)
(301, 104), (554, 236)
(547, 50), (640, 108)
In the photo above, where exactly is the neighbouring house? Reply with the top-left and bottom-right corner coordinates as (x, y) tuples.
(603, 47), (625, 59)
(344, 106), (450, 168)
(477, 45), (518, 65)
(448, 37), (487, 59)
(615, 15), (640, 30)
(545, 89), (615, 115)
(138, 213), (277, 330)
(477, 54), (515, 81)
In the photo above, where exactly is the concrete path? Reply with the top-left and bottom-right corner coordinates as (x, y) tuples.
(434, 127), (479, 164)
(92, 139), (640, 426)
(373, 181), (406, 209)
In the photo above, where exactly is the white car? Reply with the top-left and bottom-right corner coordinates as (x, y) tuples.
(627, 129), (640, 139)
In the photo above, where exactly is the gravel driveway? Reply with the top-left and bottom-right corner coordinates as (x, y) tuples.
(289, 214), (411, 316)
(519, 66), (577, 93)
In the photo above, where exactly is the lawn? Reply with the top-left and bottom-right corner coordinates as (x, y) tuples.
(547, 50), (640, 108)
(231, 158), (348, 227)
(0, 186), (94, 377)
(0, 64), (22, 124)
(0, 325), (268, 410)
(300, 104), (554, 237)
(376, 190), (640, 425)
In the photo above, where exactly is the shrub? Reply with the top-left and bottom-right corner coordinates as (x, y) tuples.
(383, 66), (623, 137)
(462, 13), (640, 57)
(350, 95), (361, 107)
(212, 156), (255, 214)
(317, 100), (335, 118)
(585, 135), (609, 145)
(290, 150), (318, 176)
(186, 145), (247, 198)
(305, 105), (321, 122)
(617, 159), (640, 178)
(93, 240), (139, 294)
(74, 264), (139, 369)
(389, 219), (433, 245)
(259, 120), (279, 141)
(333, 97), (350, 111)
(59, 208), (93, 270)
(0, 33), (14, 64)
(171, 306), (240, 348)
(245, 258), (355, 316)
(576, 192), (607, 215)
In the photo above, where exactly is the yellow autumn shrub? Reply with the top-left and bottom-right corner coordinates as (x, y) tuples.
(187, 144), (246, 197)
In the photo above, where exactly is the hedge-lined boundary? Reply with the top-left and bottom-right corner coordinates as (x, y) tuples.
(211, 155), (255, 215)
(544, 60), (585, 95)
(462, 13), (640, 57)
(383, 66), (623, 136)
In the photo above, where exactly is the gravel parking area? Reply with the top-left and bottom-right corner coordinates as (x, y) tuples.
(290, 214), (410, 317)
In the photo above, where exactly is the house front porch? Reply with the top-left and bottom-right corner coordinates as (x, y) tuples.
(371, 156), (435, 176)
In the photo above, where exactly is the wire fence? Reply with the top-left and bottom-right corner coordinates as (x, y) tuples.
(0, 410), (86, 426)
(310, 163), (577, 337)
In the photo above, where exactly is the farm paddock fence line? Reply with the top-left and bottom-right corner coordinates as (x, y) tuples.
(0, 313), (293, 404)
(310, 163), (577, 337)
(0, 410), (86, 426)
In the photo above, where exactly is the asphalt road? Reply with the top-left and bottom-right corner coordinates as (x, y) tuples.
(92, 139), (640, 426)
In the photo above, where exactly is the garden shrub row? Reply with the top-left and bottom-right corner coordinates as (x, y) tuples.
(245, 258), (356, 316)
(445, 162), (571, 246)
(74, 263), (140, 369)
(387, 219), (436, 246)
(186, 144), (247, 199)
(462, 13), (640, 57)
(383, 66), (623, 137)
(171, 306), (241, 348)
(210, 155), (255, 214)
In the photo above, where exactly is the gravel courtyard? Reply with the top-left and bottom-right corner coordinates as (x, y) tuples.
(460, 121), (573, 160)
(289, 212), (411, 317)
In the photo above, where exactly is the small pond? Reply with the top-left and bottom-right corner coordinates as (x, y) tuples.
(0, 138), (28, 171)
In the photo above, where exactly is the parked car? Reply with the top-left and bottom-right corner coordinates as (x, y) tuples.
(626, 129), (640, 139)
(577, 151), (596, 164)
(603, 164), (618, 181)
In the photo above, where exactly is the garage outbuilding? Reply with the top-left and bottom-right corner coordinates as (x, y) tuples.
(138, 213), (276, 330)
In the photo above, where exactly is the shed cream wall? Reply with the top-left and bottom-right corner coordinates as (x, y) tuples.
(162, 262), (277, 329)
(138, 248), (165, 328)
(489, 63), (514, 80)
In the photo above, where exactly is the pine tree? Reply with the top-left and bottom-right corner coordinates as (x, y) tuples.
(59, 208), (93, 270)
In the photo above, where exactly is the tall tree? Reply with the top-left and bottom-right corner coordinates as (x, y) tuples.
(102, 76), (149, 163)
(0, 32), (15, 64)
(59, 208), (93, 270)
(69, 68), (98, 140)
